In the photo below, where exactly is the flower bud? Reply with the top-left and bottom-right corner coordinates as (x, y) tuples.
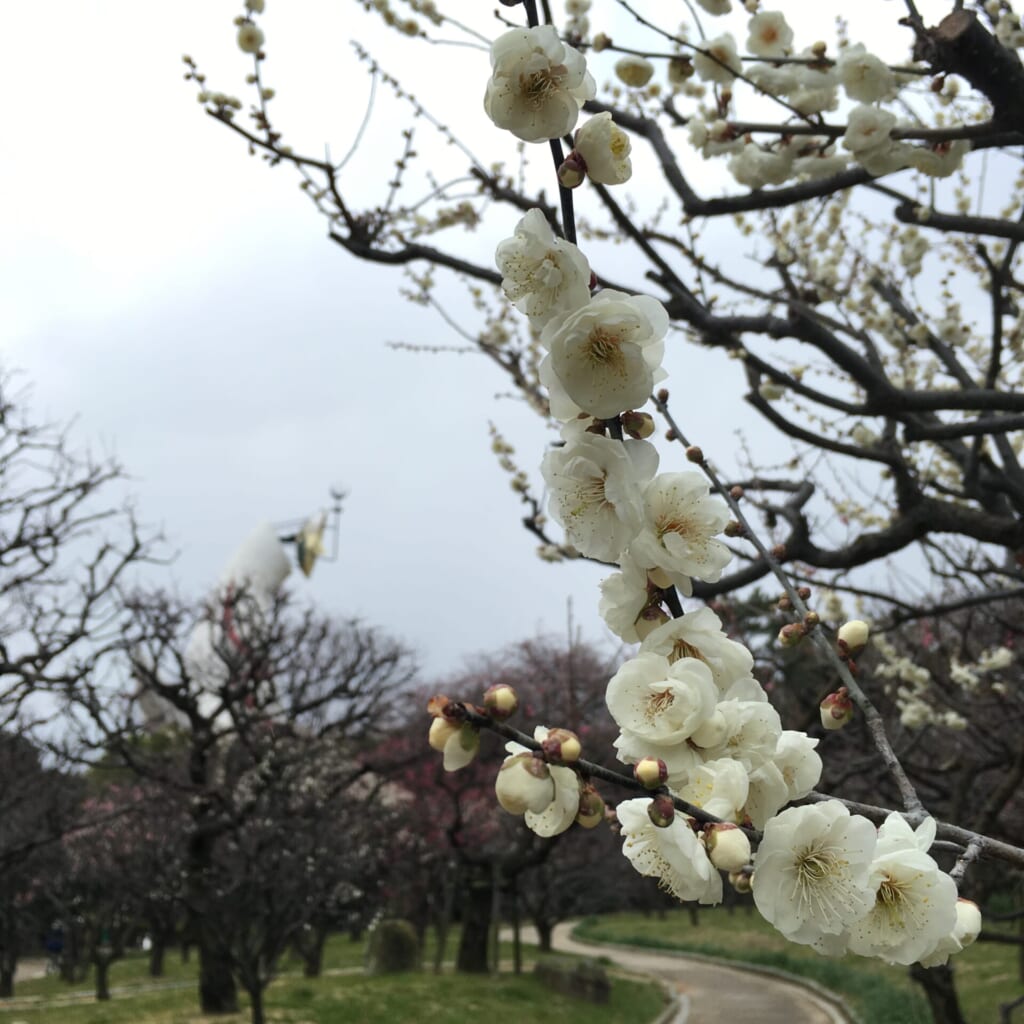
(542, 727), (582, 764)
(729, 868), (753, 894)
(647, 794), (675, 828)
(819, 687), (854, 730)
(621, 410), (655, 439)
(635, 605), (670, 641)
(443, 723), (479, 772)
(557, 154), (587, 189)
(483, 683), (518, 720)
(685, 445), (704, 464)
(704, 823), (751, 872)
(635, 756), (668, 789)
(592, 32), (611, 52)
(954, 899), (982, 948)
(668, 56), (694, 84)
(576, 784), (605, 829)
(495, 753), (555, 815)
(615, 55), (655, 88)
(778, 622), (805, 648)
(837, 619), (870, 655)
(428, 716), (459, 752)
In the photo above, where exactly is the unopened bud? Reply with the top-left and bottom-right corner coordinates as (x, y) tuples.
(777, 595), (792, 611)
(797, 587), (811, 600)
(635, 756), (669, 789)
(705, 823), (752, 872)
(729, 485), (744, 501)
(495, 752), (554, 814)
(635, 605), (670, 641)
(724, 520), (744, 538)
(656, 388), (669, 404)
(819, 687), (854, 730)
(483, 683), (518, 720)
(576, 784), (605, 828)
(665, 429), (676, 441)
(592, 32), (612, 52)
(428, 716), (459, 752)
(837, 619), (870, 655)
(811, 40), (827, 58)
(955, 899), (982, 947)
(686, 445), (704, 464)
(803, 611), (820, 630)
(621, 410), (655, 439)
(778, 622), (805, 648)
(542, 727), (582, 764)
(771, 544), (787, 560)
(443, 723), (479, 772)
(557, 153), (587, 189)
(647, 793), (675, 827)
(729, 868), (753, 894)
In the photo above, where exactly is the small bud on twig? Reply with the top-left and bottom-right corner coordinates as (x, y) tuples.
(647, 793), (675, 828)
(635, 756), (669, 789)
(820, 686), (854, 730)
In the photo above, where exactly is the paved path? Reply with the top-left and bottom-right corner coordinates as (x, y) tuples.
(541, 922), (851, 1024)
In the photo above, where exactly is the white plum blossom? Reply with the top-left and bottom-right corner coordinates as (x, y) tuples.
(679, 757), (749, 821)
(484, 25), (595, 143)
(598, 553), (653, 643)
(607, 652), (718, 748)
(909, 140), (970, 178)
(495, 208), (591, 328)
(614, 56), (654, 88)
(843, 813), (958, 965)
(729, 144), (796, 189)
(541, 290), (669, 420)
(541, 432), (658, 561)
(630, 472), (732, 585)
(574, 112), (632, 185)
(237, 23), (264, 54)
(617, 798), (723, 903)
(772, 731), (823, 801)
(505, 728), (580, 836)
(753, 800), (877, 946)
(836, 44), (898, 103)
(842, 104), (897, 155)
(746, 11), (793, 59)
(693, 34), (742, 83)
(639, 607), (754, 693)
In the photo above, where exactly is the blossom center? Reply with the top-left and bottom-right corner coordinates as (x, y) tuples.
(583, 327), (626, 371)
(645, 687), (675, 722)
(669, 639), (704, 664)
(520, 66), (565, 108)
(876, 872), (912, 927)
(789, 842), (855, 928)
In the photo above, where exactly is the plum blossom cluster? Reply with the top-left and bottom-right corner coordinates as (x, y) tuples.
(672, 8), (973, 188)
(424, 8), (981, 973)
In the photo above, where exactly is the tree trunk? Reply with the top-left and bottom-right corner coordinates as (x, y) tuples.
(247, 982), (266, 1024)
(535, 920), (553, 953)
(149, 938), (166, 978)
(199, 938), (239, 1014)
(0, 966), (13, 998)
(95, 958), (111, 1001)
(910, 963), (967, 1024)
(295, 927), (327, 979)
(456, 870), (492, 974)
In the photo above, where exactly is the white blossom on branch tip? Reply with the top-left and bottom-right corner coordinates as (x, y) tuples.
(574, 112), (632, 185)
(484, 26), (595, 143)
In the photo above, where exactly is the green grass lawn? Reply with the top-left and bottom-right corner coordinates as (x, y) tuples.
(573, 908), (1024, 1024)
(3, 932), (664, 1024)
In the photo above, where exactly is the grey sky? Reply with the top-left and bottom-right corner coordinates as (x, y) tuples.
(2, 1), (961, 677)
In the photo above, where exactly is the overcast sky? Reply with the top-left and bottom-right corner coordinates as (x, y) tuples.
(1, 1), (958, 679)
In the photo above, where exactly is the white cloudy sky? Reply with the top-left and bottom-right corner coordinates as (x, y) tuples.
(1, 1), (958, 678)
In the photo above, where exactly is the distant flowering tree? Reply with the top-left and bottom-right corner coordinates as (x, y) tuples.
(189, 3), (1024, 1021)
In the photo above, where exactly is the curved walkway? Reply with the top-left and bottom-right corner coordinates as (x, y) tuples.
(545, 922), (852, 1024)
